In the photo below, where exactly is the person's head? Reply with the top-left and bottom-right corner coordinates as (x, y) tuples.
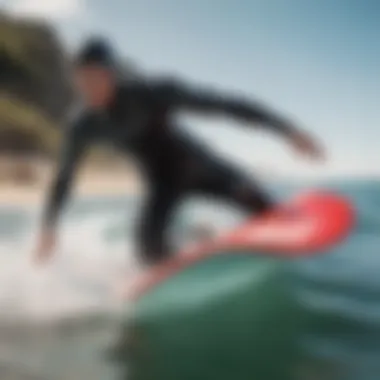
(73, 37), (117, 108)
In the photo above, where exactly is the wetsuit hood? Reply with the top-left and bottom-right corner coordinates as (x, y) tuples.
(74, 37), (116, 69)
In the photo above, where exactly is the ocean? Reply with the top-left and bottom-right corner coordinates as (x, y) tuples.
(0, 179), (379, 380)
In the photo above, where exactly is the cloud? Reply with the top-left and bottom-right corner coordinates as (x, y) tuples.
(2, 0), (84, 21)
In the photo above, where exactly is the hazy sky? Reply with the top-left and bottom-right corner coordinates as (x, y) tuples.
(2, 0), (380, 178)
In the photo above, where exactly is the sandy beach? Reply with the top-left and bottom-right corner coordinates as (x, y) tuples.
(0, 160), (142, 205)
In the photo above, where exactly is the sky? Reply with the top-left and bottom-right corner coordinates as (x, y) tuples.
(1, 0), (380, 179)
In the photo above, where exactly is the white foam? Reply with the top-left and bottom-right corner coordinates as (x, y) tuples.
(0, 198), (232, 323)
(0, 207), (138, 323)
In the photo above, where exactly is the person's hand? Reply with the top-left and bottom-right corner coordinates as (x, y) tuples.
(288, 128), (325, 161)
(33, 227), (57, 265)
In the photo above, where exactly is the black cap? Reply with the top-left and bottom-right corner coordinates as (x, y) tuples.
(74, 37), (116, 68)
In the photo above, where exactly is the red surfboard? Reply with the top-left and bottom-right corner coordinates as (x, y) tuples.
(129, 190), (355, 299)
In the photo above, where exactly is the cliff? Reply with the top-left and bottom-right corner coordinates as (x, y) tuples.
(0, 13), (73, 155)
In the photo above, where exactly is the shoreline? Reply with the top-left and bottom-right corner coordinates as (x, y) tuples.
(0, 170), (142, 206)
(0, 174), (378, 206)
(0, 157), (378, 206)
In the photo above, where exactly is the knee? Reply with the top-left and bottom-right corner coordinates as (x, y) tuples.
(138, 236), (172, 266)
(235, 183), (274, 214)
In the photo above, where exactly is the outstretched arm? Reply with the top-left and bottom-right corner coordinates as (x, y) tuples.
(153, 78), (296, 136)
(42, 116), (91, 230)
(34, 115), (91, 264)
(152, 77), (324, 159)
(42, 129), (85, 229)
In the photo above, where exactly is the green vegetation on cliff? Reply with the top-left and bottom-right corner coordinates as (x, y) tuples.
(1, 14), (127, 166)
(0, 13), (71, 155)
(0, 95), (59, 154)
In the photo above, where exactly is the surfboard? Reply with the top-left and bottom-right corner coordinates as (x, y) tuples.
(129, 190), (355, 299)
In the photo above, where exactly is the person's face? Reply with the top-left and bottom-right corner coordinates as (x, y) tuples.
(74, 65), (115, 108)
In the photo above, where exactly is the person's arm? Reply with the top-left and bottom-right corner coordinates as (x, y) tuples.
(152, 78), (296, 136)
(34, 112), (95, 265)
(151, 77), (324, 159)
(41, 118), (89, 230)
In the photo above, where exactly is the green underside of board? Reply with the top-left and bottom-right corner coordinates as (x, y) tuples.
(113, 253), (340, 380)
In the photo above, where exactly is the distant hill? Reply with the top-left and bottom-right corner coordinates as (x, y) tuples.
(0, 13), (73, 156)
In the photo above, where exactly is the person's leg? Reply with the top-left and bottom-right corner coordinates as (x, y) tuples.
(136, 184), (182, 265)
(191, 156), (275, 215)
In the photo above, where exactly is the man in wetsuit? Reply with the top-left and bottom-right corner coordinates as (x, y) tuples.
(34, 38), (324, 265)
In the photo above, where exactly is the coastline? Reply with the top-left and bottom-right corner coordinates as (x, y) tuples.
(0, 156), (377, 206)
(0, 165), (142, 206)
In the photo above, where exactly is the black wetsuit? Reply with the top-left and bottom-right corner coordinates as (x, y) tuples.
(43, 77), (295, 264)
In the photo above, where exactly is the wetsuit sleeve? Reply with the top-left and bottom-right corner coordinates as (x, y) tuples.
(154, 79), (296, 136)
(42, 118), (89, 229)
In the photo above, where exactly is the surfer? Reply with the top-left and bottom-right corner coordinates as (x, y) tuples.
(34, 37), (324, 265)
